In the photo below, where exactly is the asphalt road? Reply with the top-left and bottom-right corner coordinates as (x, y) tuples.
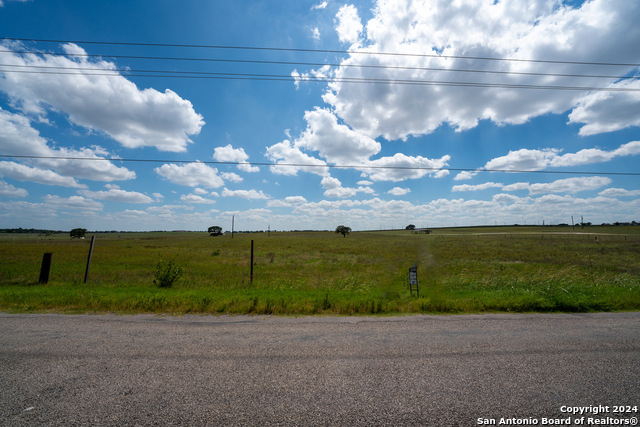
(1, 312), (639, 426)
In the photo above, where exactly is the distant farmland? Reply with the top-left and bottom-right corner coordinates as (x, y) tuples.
(1, 226), (639, 315)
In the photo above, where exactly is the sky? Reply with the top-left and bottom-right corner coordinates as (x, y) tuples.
(0, 0), (639, 232)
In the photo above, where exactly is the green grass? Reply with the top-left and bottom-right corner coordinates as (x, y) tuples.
(1, 227), (639, 315)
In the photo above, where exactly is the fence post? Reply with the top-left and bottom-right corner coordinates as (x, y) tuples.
(39, 253), (52, 284)
(250, 239), (254, 285)
(84, 235), (95, 283)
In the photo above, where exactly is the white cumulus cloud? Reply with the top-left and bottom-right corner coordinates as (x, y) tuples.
(266, 108), (448, 182)
(0, 107), (136, 182)
(0, 180), (28, 197)
(42, 195), (103, 212)
(454, 177), (613, 195)
(568, 80), (640, 136)
(598, 188), (640, 197)
(528, 176), (612, 195)
(78, 188), (154, 203)
(324, 186), (357, 198)
(481, 141), (640, 172)
(485, 149), (561, 172)
(321, 176), (342, 189)
(452, 182), (503, 192)
(213, 144), (260, 172)
(317, 0), (640, 141)
(0, 161), (85, 188)
(335, 4), (363, 44)
(362, 153), (450, 182)
(221, 172), (243, 183)
(266, 139), (329, 176)
(321, 175), (374, 198)
(296, 108), (381, 164)
(221, 188), (269, 199)
(180, 194), (217, 204)
(387, 187), (411, 196)
(454, 171), (478, 181)
(311, 1), (328, 10)
(267, 196), (308, 207)
(0, 43), (204, 152)
(154, 162), (225, 188)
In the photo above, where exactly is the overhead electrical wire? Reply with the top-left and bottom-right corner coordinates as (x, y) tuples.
(2, 37), (638, 91)
(1, 38), (639, 176)
(1, 67), (637, 92)
(3, 37), (640, 67)
(1, 58), (638, 81)
(1, 154), (639, 177)
(1, 64), (638, 92)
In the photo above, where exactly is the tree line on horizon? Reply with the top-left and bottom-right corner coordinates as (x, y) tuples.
(1, 221), (639, 237)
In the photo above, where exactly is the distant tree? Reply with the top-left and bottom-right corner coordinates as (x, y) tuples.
(208, 226), (223, 236)
(406, 224), (416, 230)
(70, 228), (87, 239)
(335, 225), (351, 238)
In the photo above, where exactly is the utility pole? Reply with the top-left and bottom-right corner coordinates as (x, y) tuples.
(232, 215), (235, 238)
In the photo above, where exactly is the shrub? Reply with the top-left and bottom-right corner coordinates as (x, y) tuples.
(153, 258), (184, 288)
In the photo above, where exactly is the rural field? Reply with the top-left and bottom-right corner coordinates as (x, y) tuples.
(1, 226), (639, 315)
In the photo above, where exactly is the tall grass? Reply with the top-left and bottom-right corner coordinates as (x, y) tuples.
(1, 228), (639, 315)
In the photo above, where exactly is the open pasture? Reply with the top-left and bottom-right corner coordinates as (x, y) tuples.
(0, 227), (639, 315)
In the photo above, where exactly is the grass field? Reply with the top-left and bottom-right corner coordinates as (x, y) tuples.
(1, 226), (639, 315)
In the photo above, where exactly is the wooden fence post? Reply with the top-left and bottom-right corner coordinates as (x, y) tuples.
(39, 253), (52, 284)
(250, 240), (254, 285)
(84, 235), (95, 283)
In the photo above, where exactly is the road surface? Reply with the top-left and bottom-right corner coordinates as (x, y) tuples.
(1, 312), (639, 426)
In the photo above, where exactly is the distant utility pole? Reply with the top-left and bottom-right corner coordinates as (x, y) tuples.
(232, 215), (235, 238)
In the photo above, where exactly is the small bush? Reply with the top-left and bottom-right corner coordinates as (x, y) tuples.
(153, 259), (184, 288)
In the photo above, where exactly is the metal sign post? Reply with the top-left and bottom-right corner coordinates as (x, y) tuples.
(409, 265), (419, 297)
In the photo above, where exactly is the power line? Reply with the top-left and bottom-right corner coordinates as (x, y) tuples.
(2, 67), (638, 92)
(2, 58), (639, 81)
(3, 36), (640, 67)
(2, 154), (639, 176)
(2, 44), (638, 91)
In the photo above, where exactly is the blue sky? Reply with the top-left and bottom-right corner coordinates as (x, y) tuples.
(0, 0), (639, 231)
